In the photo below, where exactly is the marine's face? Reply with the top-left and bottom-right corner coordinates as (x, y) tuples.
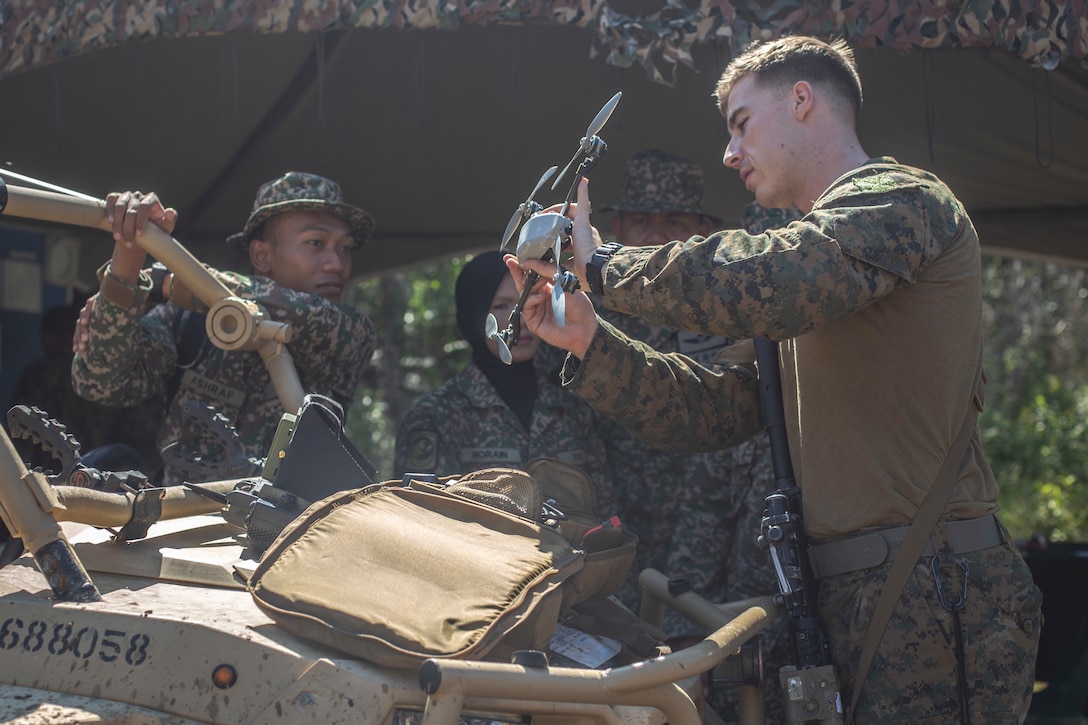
(250, 210), (354, 301)
(485, 274), (539, 363)
(722, 75), (799, 210)
(611, 211), (710, 247)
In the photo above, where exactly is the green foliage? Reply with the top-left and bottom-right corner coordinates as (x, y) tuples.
(344, 254), (472, 477)
(981, 257), (1088, 543)
(982, 350), (1088, 543)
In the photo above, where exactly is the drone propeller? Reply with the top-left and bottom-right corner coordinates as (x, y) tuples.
(552, 92), (623, 192)
(484, 312), (512, 365)
(500, 166), (559, 253)
(548, 231), (568, 327)
(552, 278), (567, 327)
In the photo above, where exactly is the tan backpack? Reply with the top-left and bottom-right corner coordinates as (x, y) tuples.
(247, 464), (639, 669)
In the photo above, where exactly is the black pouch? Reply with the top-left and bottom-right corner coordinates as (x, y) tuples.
(272, 393), (377, 502)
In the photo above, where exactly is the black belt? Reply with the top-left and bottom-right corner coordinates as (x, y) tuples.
(808, 514), (1002, 579)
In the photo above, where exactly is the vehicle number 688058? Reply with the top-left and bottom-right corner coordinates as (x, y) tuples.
(0, 617), (151, 666)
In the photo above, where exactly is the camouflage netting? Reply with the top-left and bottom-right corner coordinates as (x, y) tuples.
(1, 0), (1085, 84)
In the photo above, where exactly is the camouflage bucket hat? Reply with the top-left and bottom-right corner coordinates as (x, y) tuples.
(599, 149), (722, 223)
(226, 171), (375, 253)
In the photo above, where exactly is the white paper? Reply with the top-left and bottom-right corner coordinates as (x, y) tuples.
(549, 622), (622, 668)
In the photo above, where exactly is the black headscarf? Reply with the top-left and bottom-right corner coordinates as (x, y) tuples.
(455, 251), (538, 431)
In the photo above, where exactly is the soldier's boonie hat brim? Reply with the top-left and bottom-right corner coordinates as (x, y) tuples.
(598, 148), (723, 224)
(226, 200), (375, 254)
(597, 200), (723, 224)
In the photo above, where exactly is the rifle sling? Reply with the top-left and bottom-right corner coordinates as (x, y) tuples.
(846, 355), (984, 724)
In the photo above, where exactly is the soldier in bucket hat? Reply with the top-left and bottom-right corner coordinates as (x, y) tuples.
(73, 172), (378, 486)
(534, 149), (788, 718)
(580, 152), (781, 648)
(227, 171), (375, 259)
(600, 149), (721, 247)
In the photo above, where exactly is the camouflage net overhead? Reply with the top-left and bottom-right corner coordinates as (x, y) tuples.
(1, 0), (1085, 84)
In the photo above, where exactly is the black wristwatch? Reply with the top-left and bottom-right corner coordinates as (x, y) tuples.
(147, 262), (170, 305)
(586, 242), (623, 296)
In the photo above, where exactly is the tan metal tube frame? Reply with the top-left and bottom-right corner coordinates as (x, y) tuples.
(418, 600), (776, 725)
(1, 419), (780, 722)
(0, 420), (237, 569)
(639, 568), (780, 725)
(48, 480), (239, 527)
(2, 184), (304, 413)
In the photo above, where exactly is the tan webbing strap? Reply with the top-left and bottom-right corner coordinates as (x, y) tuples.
(845, 356), (984, 725)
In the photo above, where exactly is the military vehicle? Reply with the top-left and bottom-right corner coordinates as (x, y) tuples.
(0, 180), (780, 725)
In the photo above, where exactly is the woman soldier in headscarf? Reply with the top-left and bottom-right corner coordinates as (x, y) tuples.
(393, 251), (617, 517)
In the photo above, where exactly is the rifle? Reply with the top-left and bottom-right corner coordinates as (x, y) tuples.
(754, 336), (845, 725)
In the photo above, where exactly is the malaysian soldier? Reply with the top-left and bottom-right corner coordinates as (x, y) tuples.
(565, 150), (782, 646)
(508, 35), (1041, 725)
(591, 150), (799, 721)
(393, 251), (618, 518)
(73, 172), (378, 486)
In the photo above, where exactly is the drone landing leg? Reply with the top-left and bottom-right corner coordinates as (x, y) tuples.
(486, 269), (542, 365)
(503, 269), (540, 345)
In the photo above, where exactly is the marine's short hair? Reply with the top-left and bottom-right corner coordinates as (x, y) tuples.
(714, 35), (864, 125)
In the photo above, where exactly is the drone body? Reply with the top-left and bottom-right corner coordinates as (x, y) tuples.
(516, 212), (571, 263)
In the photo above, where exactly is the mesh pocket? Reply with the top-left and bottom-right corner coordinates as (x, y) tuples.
(448, 468), (544, 521)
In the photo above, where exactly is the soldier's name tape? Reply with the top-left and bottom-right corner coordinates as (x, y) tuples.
(181, 369), (246, 409)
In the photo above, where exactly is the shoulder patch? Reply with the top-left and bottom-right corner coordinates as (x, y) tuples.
(852, 174), (897, 194)
(404, 431), (438, 472)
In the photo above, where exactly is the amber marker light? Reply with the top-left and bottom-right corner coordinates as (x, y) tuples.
(212, 664), (238, 689)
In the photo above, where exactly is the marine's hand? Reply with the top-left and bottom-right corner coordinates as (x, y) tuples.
(542, 178), (601, 283)
(72, 296), (94, 355)
(504, 255), (598, 360)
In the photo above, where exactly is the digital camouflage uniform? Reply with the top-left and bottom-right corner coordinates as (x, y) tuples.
(393, 362), (619, 519)
(73, 173), (378, 486)
(9, 329), (162, 476)
(564, 157), (1042, 724)
(583, 307), (791, 645)
(577, 152), (789, 648)
(73, 270), (375, 485)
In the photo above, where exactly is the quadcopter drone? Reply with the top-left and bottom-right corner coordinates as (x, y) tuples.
(487, 91), (622, 365)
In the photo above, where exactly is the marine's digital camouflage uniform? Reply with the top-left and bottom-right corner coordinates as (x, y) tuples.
(73, 267), (376, 485)
(565, 157), (1043, 724)
(586, 308), (785, 638)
